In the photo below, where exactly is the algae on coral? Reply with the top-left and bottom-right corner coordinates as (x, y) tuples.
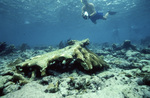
(15, 39), (108, 78)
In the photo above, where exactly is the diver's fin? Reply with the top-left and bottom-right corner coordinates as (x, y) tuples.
(108, 11), (117, 15)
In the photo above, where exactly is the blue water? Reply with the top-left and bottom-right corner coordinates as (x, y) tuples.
(0, 0), (150, 46)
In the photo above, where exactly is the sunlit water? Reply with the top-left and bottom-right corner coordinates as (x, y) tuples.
(0, 0), (150, 46)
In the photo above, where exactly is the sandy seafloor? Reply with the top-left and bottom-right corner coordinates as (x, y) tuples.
(0, 42), (150, 98)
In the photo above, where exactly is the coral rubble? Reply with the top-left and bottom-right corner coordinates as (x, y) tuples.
(1, 39), (150, 98)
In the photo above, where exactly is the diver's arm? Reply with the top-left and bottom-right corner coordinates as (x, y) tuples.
(81, 6), (86, 15)
(81, 6), (88, 19)
(90, 11), (96, 16)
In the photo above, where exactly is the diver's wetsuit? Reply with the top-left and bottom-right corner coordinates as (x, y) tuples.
(89, 12), (103, 23)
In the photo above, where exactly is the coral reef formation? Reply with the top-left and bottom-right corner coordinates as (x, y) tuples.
(1, 39), (150, 97)
(19, 43), (30, 52)
(15, 39), (108, 78)
(111, 40), (136, 51)
(141, 48), (150, 54)
(0, 42), (15, 55)
(0, 71), (29, 96)
(0, 42), (7, 52)
(58, 38), (71, 49)
(122, 40), (136, 50)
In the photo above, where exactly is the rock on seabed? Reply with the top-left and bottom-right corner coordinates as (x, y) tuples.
(0, 39), (150, 98)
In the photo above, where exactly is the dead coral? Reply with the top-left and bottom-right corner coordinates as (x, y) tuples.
(15, 39), (108, 78)
(0, 42), (15, 55)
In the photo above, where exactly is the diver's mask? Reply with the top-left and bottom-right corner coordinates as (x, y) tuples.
(82, 11), (89, 20)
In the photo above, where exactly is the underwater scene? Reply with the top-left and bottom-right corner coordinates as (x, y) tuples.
(0, 0), (150, 97)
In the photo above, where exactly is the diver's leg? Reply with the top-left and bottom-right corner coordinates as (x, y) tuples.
(103, 12), (109, 19)
(103, 11), (117, 19)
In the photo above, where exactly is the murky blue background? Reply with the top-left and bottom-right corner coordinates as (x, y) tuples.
(0, 0), (150, 46)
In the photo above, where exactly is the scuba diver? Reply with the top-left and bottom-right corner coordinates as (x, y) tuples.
(81, 0), (117, 24)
